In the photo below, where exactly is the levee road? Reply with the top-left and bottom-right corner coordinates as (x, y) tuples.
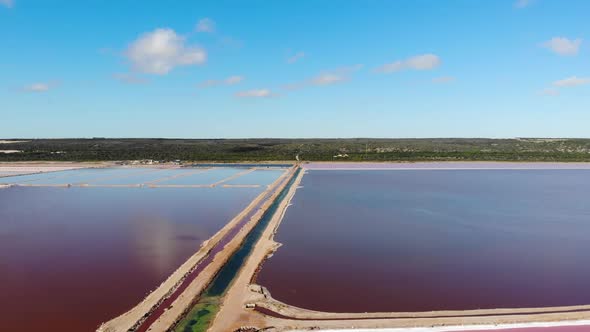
(97, 166), (296, 332)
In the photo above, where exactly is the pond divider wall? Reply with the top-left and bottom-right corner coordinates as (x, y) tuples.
(171, 167), (302, 332)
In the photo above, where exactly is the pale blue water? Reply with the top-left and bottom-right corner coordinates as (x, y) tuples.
(36, 169), (143, 184)
(87, 169), (195, 185)
(0, 168), (98, 184)
(225, 170), (286, 185)
(157, 168), (245, 185)
(0, 168), (286, 186)
(0, 168), (137, 184)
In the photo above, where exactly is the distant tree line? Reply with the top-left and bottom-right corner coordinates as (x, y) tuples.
(1, 138), (590, 162)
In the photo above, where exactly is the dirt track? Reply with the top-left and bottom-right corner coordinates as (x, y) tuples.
(209, 168), (305, 332)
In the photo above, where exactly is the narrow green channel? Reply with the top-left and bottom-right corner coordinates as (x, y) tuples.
(174, 168), (301, 332)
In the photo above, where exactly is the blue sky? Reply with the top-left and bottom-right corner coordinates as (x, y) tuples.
(1, 0), (589, 138)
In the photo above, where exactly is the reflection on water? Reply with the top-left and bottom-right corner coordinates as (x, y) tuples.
(257, 170), (590, 313)
(0, 186), (262, 332)
(130, 215), (180, 276)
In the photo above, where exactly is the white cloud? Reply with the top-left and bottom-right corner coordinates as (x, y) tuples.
(113, 73), (149, 84)
(542, 37), (582, 56)
(312, 73), (347, 86)
(375, 54), (441, 73)
(406, 54), (441, 70)
(235, 89), (273, 98)
(23, 82), (52, 92)
(199, 75), (244, 88)
(310, 64), (363, 86)
(376, 61), (404, 73)
(225, 75), (244, 85)
(432, 76), (456, 84)
(287, 51), (306, 64)
(553, 76), (590, 87)
(199, 79), (219, 88)
(280, 65), (363, 91)
(125, 28), (206, 75)
(0, 0), (13, 8)
(196, 18), (215, 33)
(514, 0), (534, 8)
(541, 88), (559, 96)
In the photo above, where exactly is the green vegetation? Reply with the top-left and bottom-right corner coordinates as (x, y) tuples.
(2, 138), (590, 162)
(174, 298), (220, 332)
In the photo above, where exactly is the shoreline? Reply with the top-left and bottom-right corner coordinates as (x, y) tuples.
(303, 161), (590, 170)
(3, 160), (590, 171)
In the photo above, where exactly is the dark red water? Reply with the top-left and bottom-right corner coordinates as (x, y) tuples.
(0, 186), (262, 332)
(256, 170), (590, 312)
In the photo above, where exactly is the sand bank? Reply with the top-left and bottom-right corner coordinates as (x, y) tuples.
(0, 140), (29, 144)
(0, 162), (114, 177)
(0, 164), (90, 178)
(288, 319), (590, 331)
(303, 161), (590, 170)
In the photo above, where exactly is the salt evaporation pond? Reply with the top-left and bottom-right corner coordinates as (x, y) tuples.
(225, 169), (287, 186)
(157, 168), (245, 185)
(0, 167), (283, 332)
(256, 169), (590, 313)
